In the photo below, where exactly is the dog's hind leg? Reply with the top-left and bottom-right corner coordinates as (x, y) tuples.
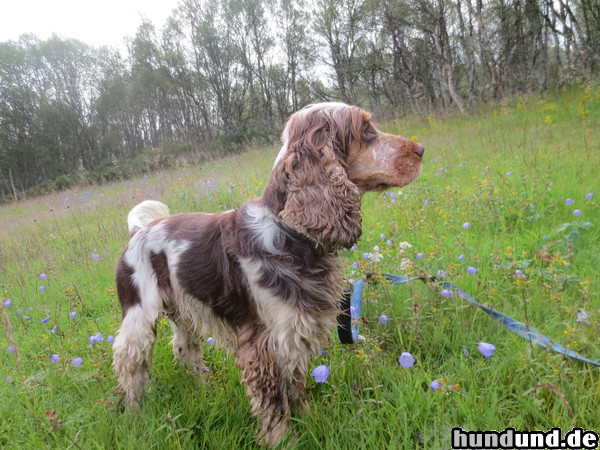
(113, 257), (163, 409)
(169, 320), (210, 376)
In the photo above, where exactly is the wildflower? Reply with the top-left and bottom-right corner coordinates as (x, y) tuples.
(311, 365), (329, 383)
(39, 286), (46, 291)
(462, 222), (470, 230)
(41, 317), (50, 324)
(91, 254), (100, 259)
(6, 376), (13, 384)
(351, 261), (359, 269)
(71, 357), (83, 367)
(351, 244), (359, 251)
(50, 354), (60, 363)
(89, 333), (104, 344)
(441, 289), (453, 297)
(430, 380), (442, 391)
(3, 299), (11, 307)
(458, 254), (464, 261)
(51, 325), (57, 334)
(398, 352), (415, 368)
(380, 234), (386, 240)
(39, 273), (47, 279)
(362, 253), (371, 260)
(506, 172), (512, 176)
(515, 269), (524, 276)
(8, 345), (16, 354)
(566, 198), (574, 205)
(386, 240), (392, 246)
(424, 200), (429, 205)
(416, 253), (423, 259)
(585, 193), (593, 200)
(573, 209), (582, 216)
(16, 309), (22, 314)
(399, 242), (412, 250)
(478, 342), (496, 358)
(206, 337), (214, 345)
(437, 270), (446, 277)
(68, 311), (77, 318)
(463, 349), (470, 357)
(577, 309), (590, 325)
(106, 335), (115, 344)
(467, 267), (477, 275)
(379, 314), (388, 324)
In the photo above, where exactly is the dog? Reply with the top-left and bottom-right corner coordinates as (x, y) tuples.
(113, 102), (424, 446)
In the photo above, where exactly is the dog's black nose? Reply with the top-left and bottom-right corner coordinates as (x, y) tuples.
(414, 144), (425, 157)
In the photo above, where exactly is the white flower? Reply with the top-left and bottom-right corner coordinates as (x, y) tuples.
(399, 241), (412, 249)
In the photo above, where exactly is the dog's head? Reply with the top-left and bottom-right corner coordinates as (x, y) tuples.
(264, 102), (424, 250)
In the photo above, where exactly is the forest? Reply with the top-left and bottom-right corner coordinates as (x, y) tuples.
(0, 0), (598, 199)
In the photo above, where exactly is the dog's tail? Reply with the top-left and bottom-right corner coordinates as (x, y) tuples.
(127, 200), (170, 236)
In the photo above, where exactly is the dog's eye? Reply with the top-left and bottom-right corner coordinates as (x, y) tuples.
(362, 126), (377, 142)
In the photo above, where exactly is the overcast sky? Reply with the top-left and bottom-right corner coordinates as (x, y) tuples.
(0, 0), (180, 49)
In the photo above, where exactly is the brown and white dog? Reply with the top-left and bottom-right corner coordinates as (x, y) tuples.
(113, 102), (424, 446)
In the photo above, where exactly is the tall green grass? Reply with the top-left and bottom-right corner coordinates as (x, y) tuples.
(1, 87), (598, 448)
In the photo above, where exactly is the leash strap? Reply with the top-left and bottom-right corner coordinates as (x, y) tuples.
(338, 273), (599, 368)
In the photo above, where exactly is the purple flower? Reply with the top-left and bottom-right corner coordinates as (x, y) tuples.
(362, 253), (371, 260)
(16, 309), (22, 314)
(441, 289), (453, 298)
(68, 311), (77, 318)
(585, 193), (593, 200)
(41, 317), (50, 324)
(3, 299), (11, 307)
(467, 267), (477, 275)
(437, 270), (446, 277)
(8, 345), (16, 354)
(566, 198), (574, 205)
(50, 354), (60, 363)
(515, 269), (523, 276)
(462, 222), (470, 230)
(39, 273), (47, 279)
(430, 380), (442, 391)
(458, 254), (465, 261)
(6, 376), (13, 384)
(90, 254), (100, 259)
(573, 209), (581, 216)
(416, 253), (423, 260)
(39, 286), (46, 291)
(351, 244), (359, 251)
(380, 234), (386, 239)
(311, 365), (330, 383)
(506, 171), (512, 176)
(71, 357), (83, 367)
(351, 261), (359, 269)
(51, 325), (57, 334)
(399, 352), (415, 368)
(206, 337), (214, 345)
(577, 309), (590, 325)
(478, 342), (496, 358)
(463, 349), (470, 357)
(386, 240), (392, 246)
(89, 333), (104, 344)
(106, 335), (115, 344)
(424, 200), (429, 205)
(379, 314), (388, 324)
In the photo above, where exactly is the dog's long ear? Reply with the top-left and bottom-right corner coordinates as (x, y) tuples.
(270, 105), (364, 250)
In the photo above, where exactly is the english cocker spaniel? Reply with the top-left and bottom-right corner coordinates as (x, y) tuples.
(113, 102), (424, 446)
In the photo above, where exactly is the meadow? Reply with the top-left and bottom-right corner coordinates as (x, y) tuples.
(1, 87), (598, 448)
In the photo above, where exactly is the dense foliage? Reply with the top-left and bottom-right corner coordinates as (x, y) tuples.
(0, 0), (598, 197)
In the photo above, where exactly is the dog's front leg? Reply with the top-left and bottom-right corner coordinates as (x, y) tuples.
(235, 325), (291, 447)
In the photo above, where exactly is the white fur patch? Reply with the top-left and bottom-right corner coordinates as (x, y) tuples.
(127, 200), (170, 234)
(244, 203), (284, 253)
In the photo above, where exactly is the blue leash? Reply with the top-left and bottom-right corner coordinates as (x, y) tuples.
(342, 273), (599, 367)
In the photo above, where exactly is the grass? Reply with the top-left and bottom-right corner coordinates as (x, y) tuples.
(1, 86), (599, 448)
